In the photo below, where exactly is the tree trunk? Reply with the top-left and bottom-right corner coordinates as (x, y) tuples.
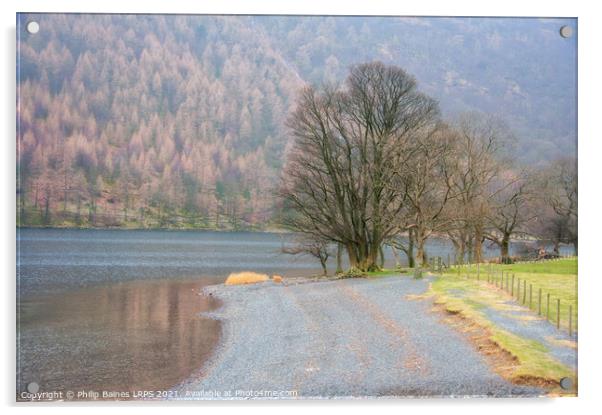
(406, 229), (415, 268)
(34, 185), (39, 209)
(365, 242), (380, 271)
(416, 235), (427, 268)
(458, 236), (466, 265)
(379, 245), (385, 268)
(347, 241), (379, 271)
(75, 192), (81, 225)
(390, 246), (401, 268)
(88, 198), (96, 225)
(346, 243), (359, 269)
(553, 239), (560, 256)
(474, 225), (483, 263)
(19, 187), (26, 224)
(336, 243), (343, 274)
(500, 234), (510, 264)
(43, 195), (51, 225)
(466, 236), (474, 264)
(320, 257), (328, 276)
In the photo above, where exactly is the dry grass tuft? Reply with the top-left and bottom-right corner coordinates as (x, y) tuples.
(225, 271), (269, 286)
(272, 275), (283, 283)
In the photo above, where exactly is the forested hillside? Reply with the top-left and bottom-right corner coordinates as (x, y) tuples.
(16, 14), (576, 229)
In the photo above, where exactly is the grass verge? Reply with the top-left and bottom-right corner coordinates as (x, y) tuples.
(450, 258), (577, 331)
(362, 268), (410, 278)
(430, 270), (576, 394)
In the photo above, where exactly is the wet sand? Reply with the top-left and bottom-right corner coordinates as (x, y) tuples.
(17, 278), (222, 400)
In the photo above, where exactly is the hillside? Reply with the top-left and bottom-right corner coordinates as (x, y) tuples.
(16, 14), (577, 229)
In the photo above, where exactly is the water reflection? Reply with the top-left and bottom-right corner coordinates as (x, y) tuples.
(18, 278), (220, 398)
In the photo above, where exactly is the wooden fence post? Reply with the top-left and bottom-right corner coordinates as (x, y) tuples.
(556, 299), (561, 329)
(523, 280), (527, 304)
(529, 284), (533, 309)
(538, 288), (542, 315)
(511, 274), (515, 296)
(517, 278), (520, 300)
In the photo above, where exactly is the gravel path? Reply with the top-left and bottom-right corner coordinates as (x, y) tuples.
(175, 275), (542, 399)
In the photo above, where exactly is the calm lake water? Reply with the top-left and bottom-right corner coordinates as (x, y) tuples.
(16, 228), (571, 399)
(16, 228), (328, 399)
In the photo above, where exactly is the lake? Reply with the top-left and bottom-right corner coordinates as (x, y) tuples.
(16, 228), (569, 399)
(17, 228), (334, 398)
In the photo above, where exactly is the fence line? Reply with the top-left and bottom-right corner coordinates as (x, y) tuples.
(450, 259), (577, 338)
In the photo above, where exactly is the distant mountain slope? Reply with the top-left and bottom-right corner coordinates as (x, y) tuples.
(257, 16), (577, 162)
(17, 14), (302, 228)
(16, 14), (576, 228)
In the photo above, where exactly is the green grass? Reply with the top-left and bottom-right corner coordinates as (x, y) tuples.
(363, 268), (410, 277)
(459, 258), (577, 275)
(431, 272), (575, 390)
(451, 258), (578, 331)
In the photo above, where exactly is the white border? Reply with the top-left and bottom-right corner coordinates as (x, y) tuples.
(3, 1), (601, 414)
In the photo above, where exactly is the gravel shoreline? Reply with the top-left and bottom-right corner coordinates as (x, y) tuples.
(175, 275), (542, 399)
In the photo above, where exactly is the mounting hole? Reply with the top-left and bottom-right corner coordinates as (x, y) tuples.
(559, 25), (573, 38)
(26, 21), (40, 34)
(559, 377), (573, 390)
(27, 382), (39, 393)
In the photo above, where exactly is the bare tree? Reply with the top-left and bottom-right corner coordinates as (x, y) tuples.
(544, 158), (577, 254)
(396, 123), (458, 267)
(445, 113), (511, 263)
(335, 243), (344, 274)
(485, 170), (537, 263)
(280, 62), (439, 271)
(530, 207), (571, 255)
(387, 230), (416, 268)
(281, 237), (332, 276)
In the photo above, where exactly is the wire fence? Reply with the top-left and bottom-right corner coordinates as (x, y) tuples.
(449, 257), (577, 338)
